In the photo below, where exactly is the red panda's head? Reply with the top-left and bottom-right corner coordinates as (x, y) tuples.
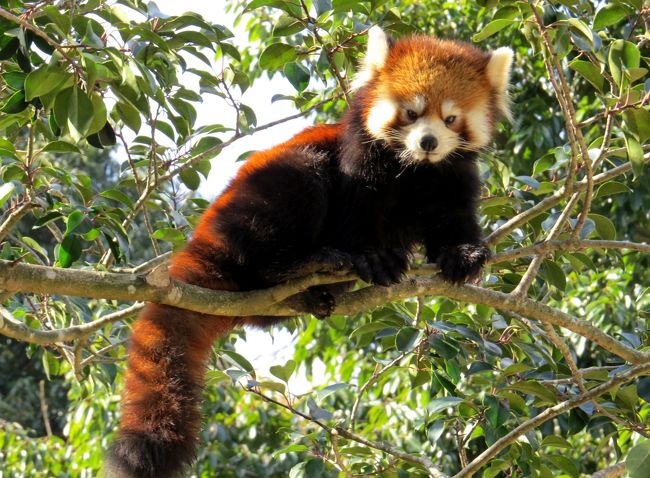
(352, 27), (513, 164)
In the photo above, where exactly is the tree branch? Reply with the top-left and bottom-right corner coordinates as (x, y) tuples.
(1, 260), (647, 364)
(250, 388), (448, 478)
(0, 198), (35, 243)
(591, 463), (627, 478)
(492, 239), (650, 264)
(453, 362), (650, 478)
(485, 154), (650, 246)
(0, 7), (84, 78)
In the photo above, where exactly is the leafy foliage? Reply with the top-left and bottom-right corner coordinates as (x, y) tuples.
(0, 0), (649, 477)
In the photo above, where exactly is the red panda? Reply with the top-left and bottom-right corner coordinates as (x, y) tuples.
(105, 26), (513, 478)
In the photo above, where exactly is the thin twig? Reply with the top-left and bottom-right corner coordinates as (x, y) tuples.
(0, 7), (84, 78)
(453, 362), (650, 478)
(249, 388), (449, 477)
(38, 380), (53, 437)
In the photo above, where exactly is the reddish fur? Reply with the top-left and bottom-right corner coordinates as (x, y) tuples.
(107, 32), (505, 478)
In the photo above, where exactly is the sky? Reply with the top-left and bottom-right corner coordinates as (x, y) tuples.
(154, 0), (312, 197)
(152, 1), (319, 391)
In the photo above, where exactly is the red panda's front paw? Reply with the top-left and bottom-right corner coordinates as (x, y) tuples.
(351, 249), (409, 286)
(437, 244), (490, 284)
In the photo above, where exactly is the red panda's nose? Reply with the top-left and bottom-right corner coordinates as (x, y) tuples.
(420, 135), (438, 152)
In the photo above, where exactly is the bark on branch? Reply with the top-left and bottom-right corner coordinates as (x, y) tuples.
(1, 259), (647, 364)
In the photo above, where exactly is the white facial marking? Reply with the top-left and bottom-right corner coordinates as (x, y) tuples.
(441, 99), (460, 119)
(464, 101), (491, 150)
(403, 95), (426, 117)
(351, 26), (390, 91)
(487, 47), (514, 118)
(366, 98), (398, 138)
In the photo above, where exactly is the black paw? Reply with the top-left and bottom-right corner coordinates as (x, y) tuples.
(351, 248), (409, 286)
(312, 248), (354, 273)
(437, 243), (490, 284)
(303, 287), (336, 319)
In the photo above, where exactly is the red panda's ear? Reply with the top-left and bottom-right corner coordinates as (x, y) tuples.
(487, 47), (514, 119)
(351, 26), (392, 91)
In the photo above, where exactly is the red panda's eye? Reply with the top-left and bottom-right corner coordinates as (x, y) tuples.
(444, 115), (457, 126)
(406, 109), (418, 121)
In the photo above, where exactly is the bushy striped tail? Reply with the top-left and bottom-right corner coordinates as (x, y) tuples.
(105, 303), (234, 478)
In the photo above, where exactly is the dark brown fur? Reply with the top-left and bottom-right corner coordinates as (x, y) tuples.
(106, 34), (503, 478)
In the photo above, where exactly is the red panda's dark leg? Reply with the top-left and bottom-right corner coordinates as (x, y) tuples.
(424, 210), (490, 283)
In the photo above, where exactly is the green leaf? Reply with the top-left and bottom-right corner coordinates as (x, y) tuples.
(588, 214), (616, 240)
(99, 189), (134, 209)
(42, 140), (82, 154)
(542, 260), (566, 291)
(54, 86), (95, 141)
(304, 459), (324, 477)
(623, 108), (650, 143)
(4, 71), (26, 90)
(395, 326), (420, 352)
(627, 441), (650, 478)
(273, 443), (309, 458)
(87, 92), (108, 135)
(315, 383), (348, 401)
(272, 14), (304, 37)
(284, 62), (310, 92)
(65, 210), (86, 235)
(220, 349), (255, 373)
(485, 395), (508, 428)
(350, 321), (391, 339)
(566, 18), (597, 51)
(533, 153), (555, 176)
(179, 168), (201, 190)
(546, 455), (579, 478)
(114, 99), (142, 133)
(34, 211), (64, 228)
(569, 59), (604, 92)
(332, 0), (369, 14)
(205, 370), (230, 385)
(473, 19), (515, 42)
(21, 236), (48, 258)
(0, 90), (28, 114)
(624, 133), (644, 177)
(193, 136), (223, 160)
(609, 40), (640, 86)
(509, 380), (557, 404)
(259, 43), (297, 71)
(24, 66), (70, 101)
(151, 228), (186, 244)
(593, 4), (628, 30)
(427, 396), (464, 414)
(594, 181), (632, 199)
(58, 234), (82, 268)
(98, 121), (117, 146)
(638, 377), (650, 402)
(270, 359), (295, 383)
(0, 37), (19, 61)
(541, 435), (572, 449)
(0, 182), (16, 208)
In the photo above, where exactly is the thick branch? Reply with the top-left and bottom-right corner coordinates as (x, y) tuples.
(591, 463), (626, 478)
(334, 277), (649, 364)
(1, 260), (646, 364)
